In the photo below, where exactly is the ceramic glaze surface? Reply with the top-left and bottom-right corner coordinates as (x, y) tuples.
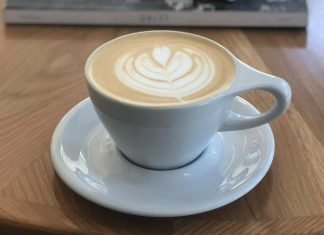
(51, 97), (275, 217)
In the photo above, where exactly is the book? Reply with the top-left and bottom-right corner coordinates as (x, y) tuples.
(4, 0), (308, 27)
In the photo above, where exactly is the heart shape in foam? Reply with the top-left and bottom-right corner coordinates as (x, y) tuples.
(152, 46), (171, 67)
(115, 45), (215, 101)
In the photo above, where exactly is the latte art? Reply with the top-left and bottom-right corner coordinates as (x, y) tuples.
(115, 46), (215, 101)
(86, 31), (236, 106)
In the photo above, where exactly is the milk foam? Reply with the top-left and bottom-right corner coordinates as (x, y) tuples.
(115, 45), (215, 101)
(87, 31), (236, 106)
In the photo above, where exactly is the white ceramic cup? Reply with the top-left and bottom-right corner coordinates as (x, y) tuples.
(85, 31), (291, 170)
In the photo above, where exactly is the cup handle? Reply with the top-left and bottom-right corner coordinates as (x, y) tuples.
(219, 61), (292, 131)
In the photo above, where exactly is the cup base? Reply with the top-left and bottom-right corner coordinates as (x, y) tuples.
(118, 148), (206, 171)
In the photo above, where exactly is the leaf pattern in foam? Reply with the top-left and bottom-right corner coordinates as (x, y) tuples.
(115, 45), (215, 101)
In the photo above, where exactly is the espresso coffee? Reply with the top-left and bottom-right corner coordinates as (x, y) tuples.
(86, 31), (236, 106)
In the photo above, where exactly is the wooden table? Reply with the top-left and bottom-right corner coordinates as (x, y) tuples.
(1, 1), (323, 234)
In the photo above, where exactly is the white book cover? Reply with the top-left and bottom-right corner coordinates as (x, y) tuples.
(5, 0), (308, 27)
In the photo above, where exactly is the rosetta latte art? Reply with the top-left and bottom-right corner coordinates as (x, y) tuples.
(115, 45), (215, 100)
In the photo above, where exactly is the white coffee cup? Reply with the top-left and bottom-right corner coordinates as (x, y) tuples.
(85, 31), (291, 170)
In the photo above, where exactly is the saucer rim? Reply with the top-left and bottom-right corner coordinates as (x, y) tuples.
(50, 97), (274, 217)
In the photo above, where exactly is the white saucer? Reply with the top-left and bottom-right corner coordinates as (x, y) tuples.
(51, 97), (274, 217)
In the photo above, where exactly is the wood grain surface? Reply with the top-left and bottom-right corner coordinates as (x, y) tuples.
(1, 0), (323, 234)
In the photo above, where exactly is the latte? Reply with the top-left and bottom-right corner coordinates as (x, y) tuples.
(86, 31), (236, 106)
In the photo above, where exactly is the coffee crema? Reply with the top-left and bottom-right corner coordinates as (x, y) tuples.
(86, 31), (236, 106)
